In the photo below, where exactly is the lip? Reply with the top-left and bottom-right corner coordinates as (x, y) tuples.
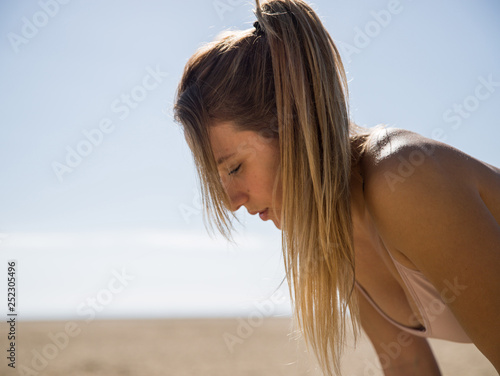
(259, 208), (269, 221)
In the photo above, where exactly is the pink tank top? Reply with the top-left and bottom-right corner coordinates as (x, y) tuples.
(355, 251), (471, 343)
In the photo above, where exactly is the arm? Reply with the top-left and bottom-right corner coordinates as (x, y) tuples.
(364, 146), (500, 372)
(357, 287), (441, 376)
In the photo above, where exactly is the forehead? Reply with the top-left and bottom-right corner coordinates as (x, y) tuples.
(208, 121), (254, 163)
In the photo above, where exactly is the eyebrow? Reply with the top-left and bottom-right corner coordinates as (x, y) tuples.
(216, 152), (235, 166)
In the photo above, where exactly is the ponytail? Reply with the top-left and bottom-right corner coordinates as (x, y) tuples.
(255, 2), (359, 375)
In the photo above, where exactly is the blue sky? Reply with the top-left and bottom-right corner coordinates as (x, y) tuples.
(0, 0), (499, 320)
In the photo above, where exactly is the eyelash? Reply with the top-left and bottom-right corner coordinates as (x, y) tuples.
(228, 164), (241, 176)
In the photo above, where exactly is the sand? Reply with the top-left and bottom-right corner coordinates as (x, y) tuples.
(1, 318), (496, 376)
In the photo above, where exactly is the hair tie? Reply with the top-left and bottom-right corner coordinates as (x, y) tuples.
(253, 20), (264, 36)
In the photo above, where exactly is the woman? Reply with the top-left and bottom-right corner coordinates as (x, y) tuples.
(174, 0), (500, 374)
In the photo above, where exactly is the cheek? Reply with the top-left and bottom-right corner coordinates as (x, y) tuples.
(243, 169), (268, 195)
(257, 169), (279, 196)
(245, 149), (280, 195)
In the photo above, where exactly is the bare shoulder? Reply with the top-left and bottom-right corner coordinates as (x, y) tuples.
(360, 126), (500, 235)
(359, 126), (473, 238)
(361, 126), (500, 197)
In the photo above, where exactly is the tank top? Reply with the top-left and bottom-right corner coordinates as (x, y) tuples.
(355, 250), (471, 343)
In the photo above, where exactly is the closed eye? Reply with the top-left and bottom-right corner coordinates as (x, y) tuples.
(228, 164), (241, 176)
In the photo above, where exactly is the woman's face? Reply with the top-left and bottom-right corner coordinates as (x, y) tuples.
(208, 121), (282, 229)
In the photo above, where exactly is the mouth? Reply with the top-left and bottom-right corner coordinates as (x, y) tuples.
(259, 208), (269, 221)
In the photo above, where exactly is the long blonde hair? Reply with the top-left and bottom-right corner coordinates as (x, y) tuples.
(174, 1), (372, 374)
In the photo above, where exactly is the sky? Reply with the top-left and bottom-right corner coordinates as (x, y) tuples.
(0, 0), (499, 321)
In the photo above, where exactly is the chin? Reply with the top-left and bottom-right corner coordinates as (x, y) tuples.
(272, 218), (281, 230)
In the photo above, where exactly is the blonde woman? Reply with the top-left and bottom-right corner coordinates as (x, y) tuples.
(173, 0), (500, 374)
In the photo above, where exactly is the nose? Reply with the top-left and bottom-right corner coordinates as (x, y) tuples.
(221, 177), (247, 212)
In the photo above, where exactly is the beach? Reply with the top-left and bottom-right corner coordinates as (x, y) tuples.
(1, 317), (496, 375)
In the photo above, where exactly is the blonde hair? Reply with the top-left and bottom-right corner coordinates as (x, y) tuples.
(174, 1), (373, 374)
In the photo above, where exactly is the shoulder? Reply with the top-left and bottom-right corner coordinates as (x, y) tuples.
(357, 126), (500, 280)
(361, 126), (475, 194)
(359, 126), (481, 248)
